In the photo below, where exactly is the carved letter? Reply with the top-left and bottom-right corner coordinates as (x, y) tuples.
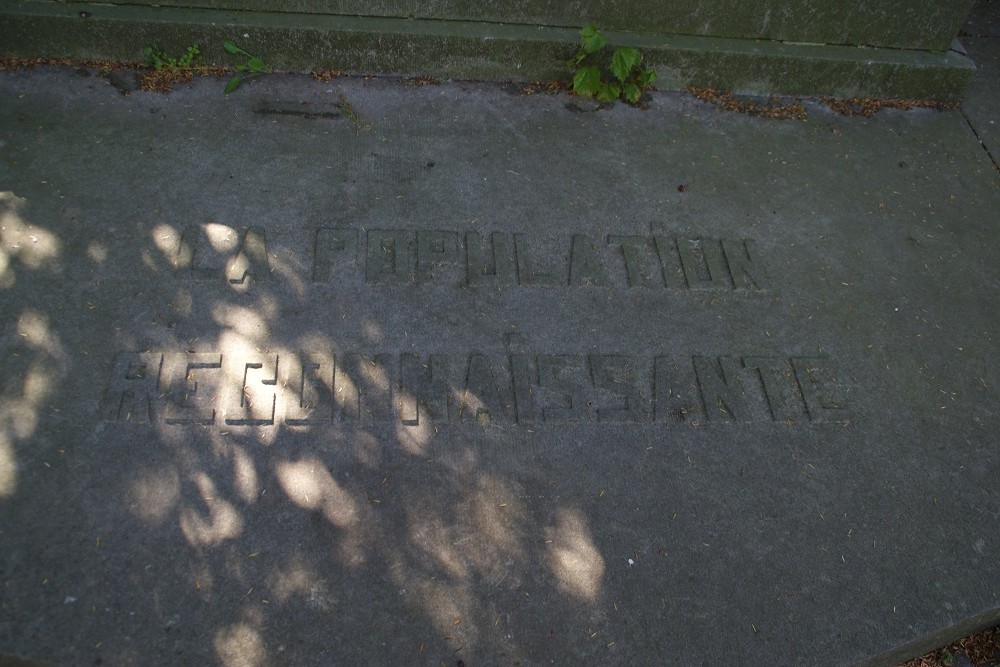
(693, 356), (748, 421)
(161, 352), (223, 425)
(366, 230), (414, 284)
(224, 353), (278, 425)
(399, 354), (452, 424)
(722, 239), (768, 290)
(226, 227), (270, 284)
(569, 234), (610, 286)
(284, 352), (335, 424)
(313, 228), (358, 283)
(466, 232), (516, 287)
(791, 357), (851, 422)
(416, 230), (460, 283)
(678, 239), (728, 290)
(99, 352), (163, 423)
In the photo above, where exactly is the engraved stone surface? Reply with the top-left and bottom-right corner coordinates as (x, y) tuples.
(0, 69), (997, 666)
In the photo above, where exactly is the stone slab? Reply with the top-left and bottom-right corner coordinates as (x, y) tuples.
(0, 68), (999, 667)
(0, 1), (977, 101)
(962, 33), (1000, 168)
(964, 0), (1000, 37)
(59, 0), (975, 51)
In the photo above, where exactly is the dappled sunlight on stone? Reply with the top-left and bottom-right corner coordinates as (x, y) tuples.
(464, 474), (527, 584)
(546, 507), (605, 603)
(395, 407), (434, 455)
(231, 445), (259, 504)
(127, 464), (180, 525)
(402, 573), (479, 651)
(363, 317), (384, 344)
(408, 513), (471, 580)
(17, 309), (66, 364)
(204, 222), (241, 254)
(212, 304), (271, 344)
(0, 308), (66, 501)
(21, 364), (53, 407)
(393, 470), (530, 647)
(0, 192), (61, 288)
(276, 457), (358, 529)
(214, 622), (266, 667)
(333, 368), (358, 412)
(152, 223), (184, 268)
(267, 555), (324, 604)
(0, 434), (16, 498)
(348, 429), (383, 469)
(86, 241), (107, 263)
(180, 472), (244, 547)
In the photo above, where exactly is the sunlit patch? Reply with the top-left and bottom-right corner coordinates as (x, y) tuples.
(464, 474), (527, 578)
(268, 557), (318, 603)
(22, 365), (53, 404)
(179, 473), (244, 546)
(128, 465), (180, 525)
(0, 192), (61, 287)
(395, 410), (434, 456)
(409, 513), (470, 580)
(5, 399), (39, 440)
(214, 622), (265, 667)
(276, 457), (358, 528)
(546, 507), (605, 603)
(212, 304), (269, 341)
(349, 430), (382, 469)
(231, 445), (259, 503)
(334, 370), (358, 410)
(268, 558), (342, 610)
(362, 318), (384, 344)
(0, 433), (16, 498)
(152, 223), (182, 262)
(358, 354), (390, 394)
(455, 389), (490, 423)
(86, 241), (107, 263)
(204, 222), (240, 253)
(17, 310), (65, 360)
(407, 576), (477, 648)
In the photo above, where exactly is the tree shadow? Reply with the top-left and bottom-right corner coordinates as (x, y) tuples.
(1, 198), (615, 666)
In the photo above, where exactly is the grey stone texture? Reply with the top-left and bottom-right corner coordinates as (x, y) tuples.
(962, 2), (1000, 168)
(0, 0), (978, 101)
(59, 0), (976, 51)
(0, 21), (998, 666)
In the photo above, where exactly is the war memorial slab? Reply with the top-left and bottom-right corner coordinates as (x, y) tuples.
(0, 68), (998, 665)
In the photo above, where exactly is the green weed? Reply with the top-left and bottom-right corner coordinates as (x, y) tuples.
(568, 25), (655, 105)
(145, 44), (201, 72)
(222, 39), (272, 93)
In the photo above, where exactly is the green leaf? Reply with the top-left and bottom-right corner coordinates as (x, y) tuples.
(247, 57), (265, 72)
(572, 66), (601, 97)
(638, 68), (657, 87)
(223, 76), (243, 94)
(223, 40), (248, 56)
(567, 49), (588, 68)
(610, 47), (641, 82)
(579, 24), (606, 54)
(596, 82), (621, 102)
(623, 83), (641, 103)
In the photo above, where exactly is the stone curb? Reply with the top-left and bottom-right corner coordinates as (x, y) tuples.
(0, 0), (976, 101)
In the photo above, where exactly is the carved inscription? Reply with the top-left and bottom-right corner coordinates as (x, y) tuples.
(101, 351), (850, 427)
(161, 224), (767, 290)
(314, 228), (768, 290)
(168, 224), (271, 283)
